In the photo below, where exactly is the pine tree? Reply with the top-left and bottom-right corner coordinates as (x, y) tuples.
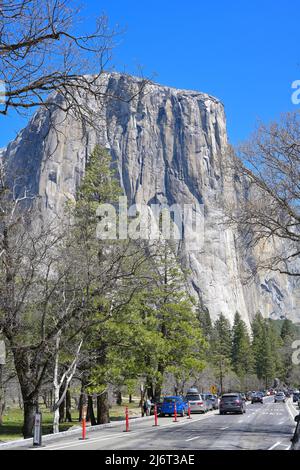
(231, 312), (253, 379)
(197, 306), (212, 342)
(251, 313), (282, 388)
(212, 314), (232, 359)
(281, 319), (295, 341)
(141, 241), (207, 399)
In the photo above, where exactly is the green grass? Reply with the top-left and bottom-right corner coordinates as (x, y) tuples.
(0, 407), (77, 442)
(0, 399), (141, 442)
(109, 399), (141, 421)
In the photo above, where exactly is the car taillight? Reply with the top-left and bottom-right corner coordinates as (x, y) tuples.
(197, 402), (203, 405)
(235, 399), (241, 404)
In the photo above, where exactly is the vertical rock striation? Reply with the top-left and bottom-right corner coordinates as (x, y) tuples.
(3, 73), (300, 325)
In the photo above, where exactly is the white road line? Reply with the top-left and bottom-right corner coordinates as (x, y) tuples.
(268, 441), (282, 450)
(185, 435), (201, 442)
(291, 402), (299, 413)
(220, 426), (229, 430)
(34, 431), (134, 450)
(36, 413), (218, 451)
(286, 400), (298, 423)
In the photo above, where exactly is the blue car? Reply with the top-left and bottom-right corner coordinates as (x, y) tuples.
(159, 396), (188, 417)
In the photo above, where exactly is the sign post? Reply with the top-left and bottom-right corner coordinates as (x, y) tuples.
(33, 412), (42, 447)
(0, 341), (5, 427)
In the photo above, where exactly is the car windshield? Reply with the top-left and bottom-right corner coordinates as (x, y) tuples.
(222, 395), (239, 400)
(186, 395), (201, 400)
(163, 397), (181, 403)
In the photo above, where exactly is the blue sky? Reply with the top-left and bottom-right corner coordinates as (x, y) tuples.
(1, 0), (299, 148)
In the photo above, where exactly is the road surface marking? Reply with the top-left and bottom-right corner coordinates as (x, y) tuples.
(220, 426), (229, 430)
(286, 400), (298, 423)
(36, 413), (219, 451)
(268, 441), (281, 450)
(35, 431), (136, 450)
(185, 435), (201, 442)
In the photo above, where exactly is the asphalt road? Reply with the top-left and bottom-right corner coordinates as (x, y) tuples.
(22, 396), (298, 451)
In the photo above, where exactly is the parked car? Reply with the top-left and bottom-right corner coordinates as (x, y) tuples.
(160, 396), (188, 417)
(274, 392), (286, 403)
(293, 392), (300, 403)
(186, 387), (199, 394)
(185, 392), (209, 413)
(219, 393), (246, 415)
(251, 392), (263, 404)
(204, 393), (219, 410)
(202, 393), (213, 411)
(246, 391), (253, 401)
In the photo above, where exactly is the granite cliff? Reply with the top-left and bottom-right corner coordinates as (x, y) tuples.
(3, 73), (300, 325)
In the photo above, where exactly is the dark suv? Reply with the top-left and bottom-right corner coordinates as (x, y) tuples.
(293, 392), (300, 403)
(219, 393), (246, 415)
(251, 392), (264, 404)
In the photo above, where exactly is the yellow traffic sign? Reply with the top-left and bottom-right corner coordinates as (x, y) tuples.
(210, 385), (217, 394)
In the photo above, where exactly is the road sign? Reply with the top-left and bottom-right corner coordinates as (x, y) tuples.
(0, 341), (5, 365)
(210, 385), (217, 394)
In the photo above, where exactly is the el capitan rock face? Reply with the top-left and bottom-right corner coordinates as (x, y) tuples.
(3, 73), (300, 325)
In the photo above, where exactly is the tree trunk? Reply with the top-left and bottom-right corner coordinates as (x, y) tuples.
(0, 365), (5, 426)
(87, 395), (96, 425)
(18, 391), (23, 410)
(154, 365), (164, 401)
(53, 407), (60, 434)
(147, 382), (154, 400)
(129, 394), (133, 403)
(78, 392), (84, 422)
(22, 399), (38, 438)
(66, 388), (72, 422)
(42, 394), (47, 408)
(97, 392), (109, 424)
(116, 390), (122, 406)
(59, 386), (65, 423)
(154, 384), (162, 402)
(53, 336), (60, 434)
